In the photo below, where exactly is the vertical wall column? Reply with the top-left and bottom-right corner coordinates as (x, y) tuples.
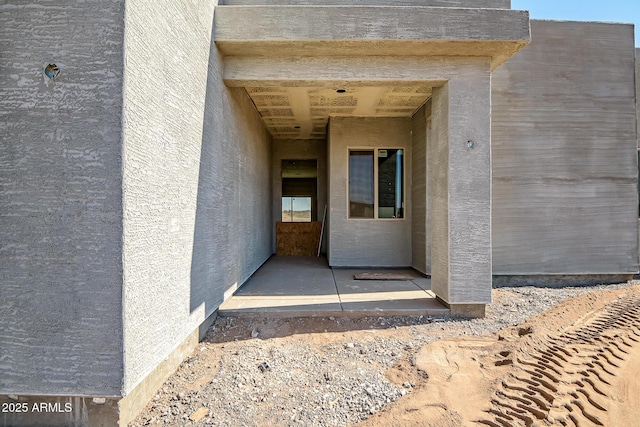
(411, 103), (429, 275)
(430, 67), (492, 314)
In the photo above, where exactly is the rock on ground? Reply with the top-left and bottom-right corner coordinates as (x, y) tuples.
(129, 281), (638, 427)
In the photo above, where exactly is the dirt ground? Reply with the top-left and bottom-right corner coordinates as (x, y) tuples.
(131, 284), (640, 427)
(360, 285), (640, 427)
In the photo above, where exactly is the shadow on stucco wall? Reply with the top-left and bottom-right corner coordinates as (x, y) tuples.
(190, 9), (273, 317)
(189, 13), (227, 317)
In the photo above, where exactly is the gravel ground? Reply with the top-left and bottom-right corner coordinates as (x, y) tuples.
(129, 281), (637, 427)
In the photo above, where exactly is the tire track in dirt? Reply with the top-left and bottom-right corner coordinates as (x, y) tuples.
(478, 295), (640, 427)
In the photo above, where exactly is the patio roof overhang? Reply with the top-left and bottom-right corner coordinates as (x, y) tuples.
(214, 5), (530, 139)
(214, 6), (531, 70)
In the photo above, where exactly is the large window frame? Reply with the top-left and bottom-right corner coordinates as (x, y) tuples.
(348, 147), (405, 220)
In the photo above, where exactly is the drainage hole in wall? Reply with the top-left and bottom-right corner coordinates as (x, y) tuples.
(44, 64), (60, 79)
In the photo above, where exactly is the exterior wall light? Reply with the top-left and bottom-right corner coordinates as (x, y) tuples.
(467, 139), (475, 149)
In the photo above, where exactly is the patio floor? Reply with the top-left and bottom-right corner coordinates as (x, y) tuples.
(218, 256), (449, 317)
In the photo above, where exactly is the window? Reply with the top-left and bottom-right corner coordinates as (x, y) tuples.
(349, 151), (375, 218)
(349, 149), (404, 219)
(282, 196), (312, 222)
(378, 149), (404, 218)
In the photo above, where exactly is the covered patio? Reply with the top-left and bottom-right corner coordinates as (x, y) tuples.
(219, 256), (449, 317)
(215, 6), (531, 316)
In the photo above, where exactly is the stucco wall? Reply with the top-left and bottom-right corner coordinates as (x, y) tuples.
(430, 60), (493, 305)
(411, 104), (429, 274)
(122, 1), (272, 394)
(221, 0), (511, 8)
(272, 139), (327, 253)
(430, 85), (450, 297)
(637, 48), (640, 267)
(0, 1), (125, 395)
(328, 117), (412, 267)
(492, 20), (638, 275)
(637, 48), (640, 153)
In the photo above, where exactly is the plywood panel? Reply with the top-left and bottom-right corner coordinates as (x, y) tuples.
(272, 140), (327, 253)
(276, 222), (322, 256)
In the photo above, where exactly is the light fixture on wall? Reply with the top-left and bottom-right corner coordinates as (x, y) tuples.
(466, 139), (475, 149)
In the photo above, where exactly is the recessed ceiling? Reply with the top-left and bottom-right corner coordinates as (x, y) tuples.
(281, 159), (317, 178)
(245, 85), (432, 139)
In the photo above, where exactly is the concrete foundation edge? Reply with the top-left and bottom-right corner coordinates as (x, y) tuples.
(118, 309), (217, 426)
(0, 311), (217, 427)
(492, 274), (634, 288)
(436, 297), (486, 318)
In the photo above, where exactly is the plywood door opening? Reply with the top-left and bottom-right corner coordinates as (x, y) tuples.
(278, 159), (321, 255)
(276, 221), (322, 256)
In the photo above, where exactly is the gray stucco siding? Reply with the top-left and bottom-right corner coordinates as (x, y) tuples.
(411, 104), (429, 274)
(429, 61), (493, 304)
(637, 48), (640, 267)
(121, 0), (272, 394)
(0, 1), (125, 395)
(216, 6), (526, 42)
(221, 0), (511, 7)
(328, 117), (412, 267)
(492, 20), (638, 275)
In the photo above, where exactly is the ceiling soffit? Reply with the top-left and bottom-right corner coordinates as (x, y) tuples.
(216, 6), (530, 140)
(245, 85), (432, 139)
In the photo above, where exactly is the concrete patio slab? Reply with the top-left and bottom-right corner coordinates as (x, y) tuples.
(218, 256), (448, 318)
(333, 269), (446, 314)
(234, 256), (336, 296)
(410, 277), (432, 291)
(340, 297), (448, 315)
(218, 296), (343, 317)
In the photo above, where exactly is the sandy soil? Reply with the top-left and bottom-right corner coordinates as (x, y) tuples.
(359, 285), (640, 427)
(131, 284), (640, 427)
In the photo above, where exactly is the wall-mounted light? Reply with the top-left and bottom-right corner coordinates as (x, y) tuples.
(44, 63), (60, 79)
(466, 139), (475, 149)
